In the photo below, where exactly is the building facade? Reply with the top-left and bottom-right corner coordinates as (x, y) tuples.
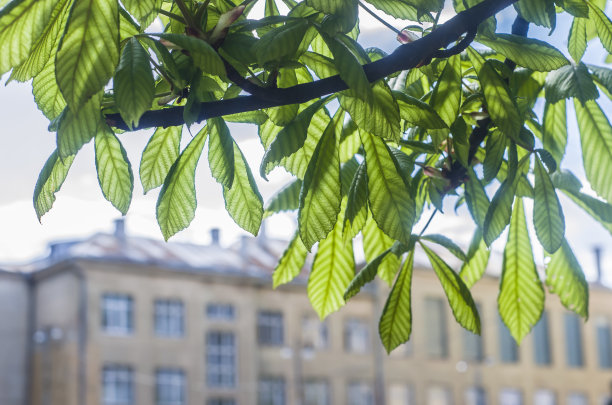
(2, 222), (612, 405)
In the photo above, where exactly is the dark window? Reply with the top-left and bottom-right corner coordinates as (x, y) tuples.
(302, 315), (329, 350)
(596, 317), (612, 369)
(258, 311), (284, 346)
(102, 294), (133, 335)
(498, 317), (519, 363)
(499, 389), (522, 405)
(155, 300), (184, 337)
(259, 377), (285, 405)
(206, 303), (235, 321)
(207, 399), (236, 405)
(102, 365), (133, 405)
(347, 382), (373, 405)
(532, 311), (551, 365)
(564, 313), (584, 367)
(463, 328), (483, 362)
(155, 369), (185, 405)
(465, 387), (487, 405)
(206, 331), (236, 388)
(303, 380), (330, 405)
(344, 319), (370, 353)
(425, 298), (448, 358)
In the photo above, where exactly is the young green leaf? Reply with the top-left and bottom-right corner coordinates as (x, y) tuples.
(477, 34), (568, 72)
(265, 179), (302, 216)
(362, 131), (415, 246)
(589, 2), (612, 54)
(344, 161), (368, 239)
(568, 17), (587, 62)
(545, 63), (599, 105)
(208, 118), (235, 188)
(459, 229), (490, 288)
(422, 243), (481, 335)
(273, 231), (308, 288)
(222, 143), (264, 235)
(542, 99), (567, 165)
(514, 0), (555, 28)
(344, 248), (391, 300)
(393, 91), (447, 129)
(114, 38), (154, 129)
(140, 126), (182, 193)
(575, 100), (612, 204)
(362, 215), (400, 285)
(546, 240), (589, 318)
(483, 130), (507, 182)
(464, 168), (490, 228)
(268, 68), (299, 126)
(253, 19), (309, 66)
(379, 249), (415, 354)
(298, 116), (341, 249)
(361, 0), (422, 21)
(430, 55), (462, 128)
(56, 92), (102, 158)
(56, 0), (119, 111)
(95, 127), (134, 215)
(533, 157), (564, 253)
(32, 58), (66, 120)
(122, 0), (159, 26)
(159, 34), (226, 77)
(498, 198), (545, 344)
(421, 234), (467, 261)
(33, 150), (75, 221)
(308, 201), (355, 319)
(156, 127), (208, 240)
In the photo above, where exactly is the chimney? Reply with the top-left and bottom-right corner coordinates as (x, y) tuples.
(114, 218), (126, 241)
(210, 228), (220, 245)
(594, 246), (603, 284)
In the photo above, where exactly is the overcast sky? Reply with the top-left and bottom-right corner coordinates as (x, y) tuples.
(0, 4), (610, 285)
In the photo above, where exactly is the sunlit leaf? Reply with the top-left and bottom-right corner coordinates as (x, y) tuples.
(459, 229), (490, 288)
(273, 231), (308, 288)
(533, 157), (564, 253)
(546, 239), (589, 318)
(33, 150), (75, 221)
(140, 126), (182, 193)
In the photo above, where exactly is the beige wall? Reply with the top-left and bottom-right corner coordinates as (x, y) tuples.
(0, 272), (29, 405)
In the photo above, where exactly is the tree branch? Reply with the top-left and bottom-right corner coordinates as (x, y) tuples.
(106, 0), (519, 131)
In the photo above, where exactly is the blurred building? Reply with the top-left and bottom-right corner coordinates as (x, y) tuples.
(2, 220), (612, 405)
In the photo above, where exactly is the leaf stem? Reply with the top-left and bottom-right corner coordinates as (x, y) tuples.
(174, 0), (197, 29)
(358, 0), (403, 36)
(158, 9), (187, 24)
(419, 209), (438, 237)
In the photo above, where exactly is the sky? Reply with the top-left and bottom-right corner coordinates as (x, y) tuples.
(0, 2), (610, 284)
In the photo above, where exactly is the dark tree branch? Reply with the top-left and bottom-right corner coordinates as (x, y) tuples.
(106, 0), (520, 131)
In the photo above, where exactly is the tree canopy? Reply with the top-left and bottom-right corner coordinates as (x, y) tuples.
(2, 0), (612, 352)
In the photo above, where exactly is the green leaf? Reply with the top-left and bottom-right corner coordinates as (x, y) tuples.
(560, 189), (612, 232)
(260, 98), (328, 178)
(9, 0), (71, 82)
(32, 57), (66, 120)
(344, 161), (368, 239)
(159, 33), (226, 77)
(33, 150), (75, 221)
(265, 179), (302, 216)
(208, 117), (235, 188)
(344, 248), (391, 300)
(421, 234), (467, 261)
(114, 38), (154, 129)
(575, 100), (612, 204)
(542, 99), (567, 165)
(0, 0), (58, 76)
(568, 17), (587, 62)
(222, 142), (264, 235)
(94, 127), (134, 215)
(459, 229), (490, 288)
(298, 115), (341, 249)
(589, 2), (612, 54)
(362, 215), (401, 286)
(56, 92), (102, 158)
(321, 32), (372, 102)
(273, 231), (308, 288)
(253, 19), (309, 66)
(56, 0), (119, 111)
(477, 34), (568, 72)
(156, 127), (208, 240)
(514, 0), (555, 28)
(545, 63), (599, 105)
(140, 126), (182, 193)
(308, 201), (355, 318)
(268, 68), (299, 126)
(122, 0), (158, 26)
(379, 249), (414, 354)
(393, 91), (447, 129)
(339, 81), (400, 142)
(464, 168), (490, 228)
(361, 0), (422, 21)
(498, 198), (544, 344)
(422, 244), (481, 334)
(533, 157), (564, 253)
(362, 131), (414, 246)
(430, 54), (461, 128)
(477, 60), (522, 141)
(546, 240), (589, 318)
(483, 129), (507, 182)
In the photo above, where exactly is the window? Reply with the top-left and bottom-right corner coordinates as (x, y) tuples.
(499, 389), (522, 405)
(302, 315), (329, 350)
(347, 382), (373, 405)
(206, 331), (236, 388)
(156, 369), (185, 405)
(463, 329), (483, 362)
(532, 311), (551, 365)
(465, 387), (486, 405)
(207, 399), (236, 405)
(102, 294), (133, 335)
(565, 313), (584, 367)
(425, 298), (448, 358)
(344, 319), (370, 353)
(303, 380), (329, 405)
(258, 311), (284, 346)
(533, 389), (556, 405)
(207, 303), (235, 321)
(498, 317), (518, 363)
(155, 300), (184, 337)
(427, 385), (451, 405)
(102, 365), (133, 405)
(259, 377), (285, 405)
(596, 317), (612, 369)
(388, 383), (414, 405)
(567, 393), (588, 405)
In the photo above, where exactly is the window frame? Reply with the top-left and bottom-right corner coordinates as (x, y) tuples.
(101, 293), (134, 335)
(344, 318), (370, 354)
(154, 299), (185, 338)
(155, 368), (186, 405)
(257, 311), (284, 346)
(206, 330), (237, 388)
(102, 364), (133, 405)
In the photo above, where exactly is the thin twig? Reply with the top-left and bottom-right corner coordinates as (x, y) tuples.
(358, 0), (403, 36)
(419, 209), (438, 237)
(158, 9), (187, 24)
